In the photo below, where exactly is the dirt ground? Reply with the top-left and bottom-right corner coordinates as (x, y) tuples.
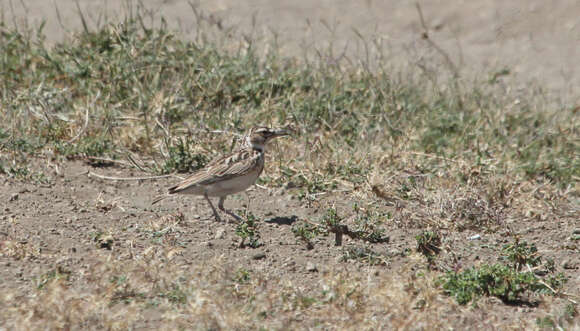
(1, 0), (579, 329)
(1, 156), (579, 328)
(3, 0), (580, 103)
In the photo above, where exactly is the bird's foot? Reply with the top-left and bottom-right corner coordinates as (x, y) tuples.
(224, 209), (242, 223)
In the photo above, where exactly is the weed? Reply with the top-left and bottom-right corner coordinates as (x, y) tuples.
(564, 303), (578, 320)
(161, 284), (188, 305)
(234, 268), (251, 284)
(235, 212), (262, 248)
(416, 231), (442, 263)
(440, 239), (568, 305)
(320, 208), (349, 246)
(535, 316), (556, 329)
(158, 136), (209, 174)
(294, 173), (337, 201)
(92, 231), (114, 250)
(295, 208), (389, 247)
(501, 238), (541, 271)
(341, 246), (387, 266)
(36, 267), (71, 290)
(0, 163), (49, 184)
(351, 204), (390, 243)
(291, 221), (323, 249)
(440, 264), (566, 305)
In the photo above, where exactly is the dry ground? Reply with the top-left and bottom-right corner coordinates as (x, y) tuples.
(1, 156), (578, 329)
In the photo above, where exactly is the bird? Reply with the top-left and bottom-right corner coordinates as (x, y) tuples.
(152, 126), (292, 222)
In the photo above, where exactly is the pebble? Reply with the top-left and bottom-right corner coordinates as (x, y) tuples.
(562, 260), (577, 270)
(252, 252), (267, 260)
(214, 227), (226, 239)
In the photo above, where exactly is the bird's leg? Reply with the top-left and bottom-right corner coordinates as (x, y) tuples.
(204, 193), (222, 222)
(218, 196), (241, 222)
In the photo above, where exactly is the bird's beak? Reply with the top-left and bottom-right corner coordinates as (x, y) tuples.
(271, 126), (294, 138)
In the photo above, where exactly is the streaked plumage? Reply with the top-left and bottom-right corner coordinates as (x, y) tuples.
(153, 126), (292, 222)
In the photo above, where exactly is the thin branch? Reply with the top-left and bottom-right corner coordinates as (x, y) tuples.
(415, 2), (459, 78)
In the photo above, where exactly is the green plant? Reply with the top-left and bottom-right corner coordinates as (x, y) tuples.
(235, 212), (262, 248)
(291, 221), (323, 249)
(501, 238), (541, 270)
(351, 204), (390, 243)
(341, 246), (387, 266)
(564, 303), (578, 321)
(234, 268), (251, 284)
(293, 208), (389, 248)
(36, 267), (71, 290)
(415, 231), (442, 262)
(535, 316), (556, 329)
(161, 284), (187, 305)
(159, 136), (209, 174)
(0, 164), (49, 184)
(440, 264), (566, 305)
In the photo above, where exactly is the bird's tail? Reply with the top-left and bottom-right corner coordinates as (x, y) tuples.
(151, 194), (169, 205)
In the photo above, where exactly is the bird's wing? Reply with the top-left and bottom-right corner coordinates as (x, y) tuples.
(168, 149), (262, 194)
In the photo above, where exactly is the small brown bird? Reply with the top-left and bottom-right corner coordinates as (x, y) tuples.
(152, 126), (292, 222)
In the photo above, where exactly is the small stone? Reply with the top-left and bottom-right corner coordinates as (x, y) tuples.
(9, 193), (18, 202)
(562, 260), (577, 270)
(306, 262), (318, 272)
(252, 252), (266, 260)
(214, 227), (226, 239)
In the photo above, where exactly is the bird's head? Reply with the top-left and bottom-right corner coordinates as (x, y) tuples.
(244, 126), (293, 151)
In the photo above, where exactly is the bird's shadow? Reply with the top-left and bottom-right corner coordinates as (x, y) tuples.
(265, 215), (298, 226)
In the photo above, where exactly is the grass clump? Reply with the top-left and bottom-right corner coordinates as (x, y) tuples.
(1, 15), (577, 188)
(158, 136), (209, 174)
(341, 246), (387, 266)
(440, 238), (567, 305)
(0, 162), (49, 184)
(440, 263), (566, 305)
(292, 221), (324, 249)
(293, 207), (389, 248)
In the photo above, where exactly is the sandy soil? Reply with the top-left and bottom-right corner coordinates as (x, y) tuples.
(1, 156), (578, 328)
(3, 0), (580, 103)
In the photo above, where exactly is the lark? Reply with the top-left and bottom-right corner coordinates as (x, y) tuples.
(152, 126), (292, 222)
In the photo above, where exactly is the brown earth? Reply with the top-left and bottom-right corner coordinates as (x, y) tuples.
(1, 155), (578, 328)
